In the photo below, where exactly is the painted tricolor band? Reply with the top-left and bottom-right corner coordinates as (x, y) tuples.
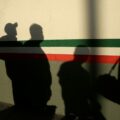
(0, 39), (120, 64)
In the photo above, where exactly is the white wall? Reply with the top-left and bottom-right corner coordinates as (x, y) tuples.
(98, 0), (120, 38)
(0, 0), (88, 40)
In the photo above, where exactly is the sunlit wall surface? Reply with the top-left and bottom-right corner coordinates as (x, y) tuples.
(0, 0), (88, 40)
(98, 0), (120, 38)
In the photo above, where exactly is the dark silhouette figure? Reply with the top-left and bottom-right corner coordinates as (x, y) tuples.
(0, 23), (18, 41)
(58, 46), (105, 120)
(97, 58), (120, 104)
(0, 23), (55, 119)
(21, 24), (52, 109)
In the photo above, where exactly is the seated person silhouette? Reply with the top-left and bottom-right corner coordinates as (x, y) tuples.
(58, 46), (105, 120)
(97, 58), (120, 104)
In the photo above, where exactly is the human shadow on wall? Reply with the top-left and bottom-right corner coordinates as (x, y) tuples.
(0, 22), (22, 47)
(97, 58), (120, 104)
(58, 46), (105, 120)
(22, 23), (52, 109)
(0, 23), (18, 41)
(0, 23), (55, 119)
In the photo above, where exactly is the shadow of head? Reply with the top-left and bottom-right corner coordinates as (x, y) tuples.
(30, 24), (44, 40)
(74, 45), (90, 64)
(4, 23), (18, 36)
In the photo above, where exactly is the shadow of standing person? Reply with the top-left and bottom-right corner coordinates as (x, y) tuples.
(58, 46), (105, 120)
(0, 23), (24, 107)
(21, 24), (56, 119)
(0, 23), (55, 120)
(22, 24), (52, 110)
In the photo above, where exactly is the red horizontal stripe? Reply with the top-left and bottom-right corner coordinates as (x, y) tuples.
(0, 53), (119, 64)
(46, 54), (119, 64)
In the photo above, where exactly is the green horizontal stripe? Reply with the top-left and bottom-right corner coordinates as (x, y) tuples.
(0, 39), (120, 47)
(41, 39), (120, 47)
